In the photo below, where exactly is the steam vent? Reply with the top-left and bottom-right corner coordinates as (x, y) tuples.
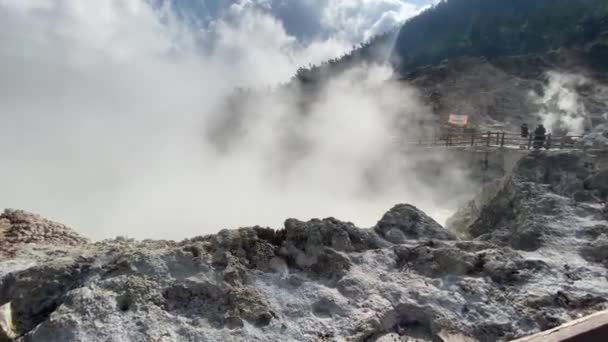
(1, 149), (608, 341)
(3, 0), (608, 341)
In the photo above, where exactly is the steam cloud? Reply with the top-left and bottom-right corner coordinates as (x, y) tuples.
(0, 0), (469, 240)
(534, 71), (608, 136)
(162, 0), (432, 46)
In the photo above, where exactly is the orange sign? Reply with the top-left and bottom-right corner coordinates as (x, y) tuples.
(448, 114), (469, 127)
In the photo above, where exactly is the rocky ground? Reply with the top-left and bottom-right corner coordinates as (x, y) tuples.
(2, 150), (608, 342)
(404, 36), (608, 131)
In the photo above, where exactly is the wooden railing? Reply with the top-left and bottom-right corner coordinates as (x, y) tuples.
(409, 131), (584, 150)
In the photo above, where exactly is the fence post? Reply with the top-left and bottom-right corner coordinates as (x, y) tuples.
(446, 133), (450, 147)
(561, 136), (565, 149)
(495, 132), (500, 146)
(471, 133), (475, 146)
(501, 132), (505, 147)
(546, 134), (552, 150)
(528, 135), (533, 150)
(486, 131), (491, 147)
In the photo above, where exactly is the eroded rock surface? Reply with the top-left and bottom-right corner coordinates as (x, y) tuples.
(0, 210), (88, 251)
(466, 151), (601, 250)
(376, 204), (457, 243)
(405, 48), (608, 131)
(1, 152), (608, 342)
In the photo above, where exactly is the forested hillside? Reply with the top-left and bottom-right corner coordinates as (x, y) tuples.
(293, 0), (608, 84)
(391, 0), (608, 73)
(212, 0), (608, 148)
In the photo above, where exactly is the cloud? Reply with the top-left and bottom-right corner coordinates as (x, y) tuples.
(163, 0), (432, 51)
(0, 0), (470, 240)
(321, 0), (422, 42)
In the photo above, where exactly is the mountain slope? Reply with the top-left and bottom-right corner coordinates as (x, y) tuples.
(284, 0), (608, 134)
(390, 0), (608, 74)
(404, 40), (608, 131)
(292, 0), (608, 85)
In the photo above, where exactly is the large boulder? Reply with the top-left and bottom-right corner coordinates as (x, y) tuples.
(375, 204), (457, 243)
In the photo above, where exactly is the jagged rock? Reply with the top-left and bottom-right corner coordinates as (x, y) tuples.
(580, 235), (608, 265)
(197, 227), (279, 272)
(464, 152), (598, 251)
(394, 241), (479, 277)
(0, 209), (89, 255)
(515, 152), (592, 196)
(113, 276), (164, 312)
(446, 179), (504, 237)
(573, 190), (600, 203)
(577, 124), (608, 149)
(375, 204), (457, 242)
(162, 280), (274, 328)
(284, 217), (385, 253)
(482, 254), (548, 285)
(525, 291), (607, 312)
(395, 241), (547, 283)
(0, 259), (92, 337)
(584, 168), (608, 199)
(576, 224), (608, 240)
(2, 151), (608, 342)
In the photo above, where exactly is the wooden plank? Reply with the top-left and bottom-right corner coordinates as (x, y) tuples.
(512, 309), (608, 342)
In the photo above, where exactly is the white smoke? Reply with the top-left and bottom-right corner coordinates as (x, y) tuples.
(534, 72), (591, 136)
(0, 0), (470, 240)
(321, 0), (423, 42)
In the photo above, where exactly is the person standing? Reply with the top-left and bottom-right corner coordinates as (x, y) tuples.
(520, 123), (529, 148)
(520, 123), (529, 138)
(534, 124), (546, 149)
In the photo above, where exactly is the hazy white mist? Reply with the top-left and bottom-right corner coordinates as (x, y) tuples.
(534, 71), (608, 136)
(0, 0), (469, 240)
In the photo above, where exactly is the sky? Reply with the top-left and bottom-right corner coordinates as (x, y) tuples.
(0, 0), (468, 240)
(165, 0), (435, 46)
(152, 0), (437, 81)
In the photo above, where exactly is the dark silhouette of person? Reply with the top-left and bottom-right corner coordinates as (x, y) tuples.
(520, 123), (529, 138)
(534, 124), (546, 149)
(520, 123), (529, 148)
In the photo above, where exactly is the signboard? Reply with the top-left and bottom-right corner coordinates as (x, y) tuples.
(448, 114), (469, 127)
